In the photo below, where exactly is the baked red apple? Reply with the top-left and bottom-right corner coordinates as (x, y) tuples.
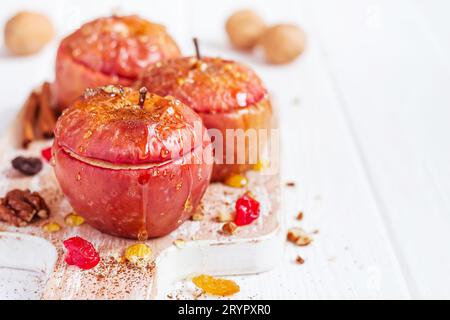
(139, 56), (272, 181)
(52, 85), (213, 239)
(54, 15), (181, 111)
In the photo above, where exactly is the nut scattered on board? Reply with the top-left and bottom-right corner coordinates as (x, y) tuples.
(259, 24), (306, 64)
(287, 227), (313, 246)
(173, 239), (185, 248)
(4, 11), (54, 56)
(285, 181), (296, 187)
(11, 156), (43, 176)
(0, 189), (50, 227)
(222, 221), (238, 235)
(225, 9), (266, 50)
(296, 211), (304, 221)
(191, 212), (204, 221)
(296, 255), (305, 265)
(216, 210), (234, 223)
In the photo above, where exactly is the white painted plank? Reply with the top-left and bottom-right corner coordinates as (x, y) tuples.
(2, 0), (449, 299)
(304, 0), (450, 298)
(161, 0), (410, 299)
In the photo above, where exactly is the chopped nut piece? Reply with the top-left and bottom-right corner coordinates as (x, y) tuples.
(193, 289), (204, 300)
(296, 211), (304, 221)
(285, 181), (296, 187)
(124, 243), (152, 266)
(0, 189), (50, 226)
(0, 204), (27, 227)
(296, 255), (305, 264)
(287, 227), (313, 246)
(173, 239), (185, 248)
(215, 211), (234, 223)
(192, 274), (240, 296)
(222, 222), (238, 235)
(42, 222), (61, 233)
(64, 212), (85, 226)
(191, 212), (204, 221)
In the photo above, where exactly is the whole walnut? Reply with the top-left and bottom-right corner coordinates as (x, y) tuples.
(225, 10), (266, 50)
(259, 24), (306, 64)
(4, 11), (54, 56)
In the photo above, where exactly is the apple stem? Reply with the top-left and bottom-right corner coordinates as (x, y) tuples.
(193, 37), (201, 60)
(139, 87), (147, 108)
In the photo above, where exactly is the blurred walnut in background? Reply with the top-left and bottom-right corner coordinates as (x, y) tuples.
(225, 9), (306, 65)
(4, 11), (54, 56)
(226, 10), (266, 50)
(259, 24), (306, 64)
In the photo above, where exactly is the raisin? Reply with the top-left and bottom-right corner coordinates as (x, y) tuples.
(11, 156), (42, 176)
(124, 243), (152, 265)
(64, 212), (84, 226)
(224, 174), (248, 188)
(63, 236), (100, 270)
(234, 192), (260, 226)
(192, 274), (240, 296)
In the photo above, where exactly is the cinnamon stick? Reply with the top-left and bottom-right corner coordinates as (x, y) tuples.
(37, 82), (56, 139)
(21, 92), (39, 148)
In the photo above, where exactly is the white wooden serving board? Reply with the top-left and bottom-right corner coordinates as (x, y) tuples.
(0, 115), (283, 299)
(3, 0), (450, 300)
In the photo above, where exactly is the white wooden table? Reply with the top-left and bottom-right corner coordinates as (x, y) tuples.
(1, 0), (449, 299)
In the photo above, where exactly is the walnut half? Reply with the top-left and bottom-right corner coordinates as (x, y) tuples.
(0, 189), (50, 227)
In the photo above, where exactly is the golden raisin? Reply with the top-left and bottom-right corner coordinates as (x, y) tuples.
(124, 243), (152, 265)
(192, 274), (240, 296)
(253, 159), (269, 171)
(42, 222), (61, 233)
(224, 174), (248, 188)
(64, 212), (85, 226)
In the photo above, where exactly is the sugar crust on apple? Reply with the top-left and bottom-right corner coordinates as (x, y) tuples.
(139, 56), (272, 181)
(52, 86), (213, 239)
(54, 15), (181, 111)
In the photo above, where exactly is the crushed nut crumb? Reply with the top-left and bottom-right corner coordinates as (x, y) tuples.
(216, 211), (234, 223)
(287, 227), (313, 246)
(173, 239), (185, 248)
(296, 255), (305, 264)
(222, 222), (237, 235)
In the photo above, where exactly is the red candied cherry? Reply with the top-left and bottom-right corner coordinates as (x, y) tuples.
(234, 192), (260, 226)
(63, 236), (100, 270)
(41, 147), (52, 162)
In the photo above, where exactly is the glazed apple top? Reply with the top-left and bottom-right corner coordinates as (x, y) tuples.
(58, 15), (180, 80)
(54, 86), (206, 165)
(139, 57), (267, 113)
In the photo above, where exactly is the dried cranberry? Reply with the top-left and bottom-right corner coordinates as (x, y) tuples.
(41, 147), (52, 162)
(11, 156), (43, 176)
(234, 192), (260, 226)
(63, 236), (100, 270)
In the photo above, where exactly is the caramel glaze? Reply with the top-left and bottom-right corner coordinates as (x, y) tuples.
(55, 86), (207, 165)
(139, 56), (268, 113)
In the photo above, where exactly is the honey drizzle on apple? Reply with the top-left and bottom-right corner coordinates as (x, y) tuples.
(140, 56), (268, 113)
